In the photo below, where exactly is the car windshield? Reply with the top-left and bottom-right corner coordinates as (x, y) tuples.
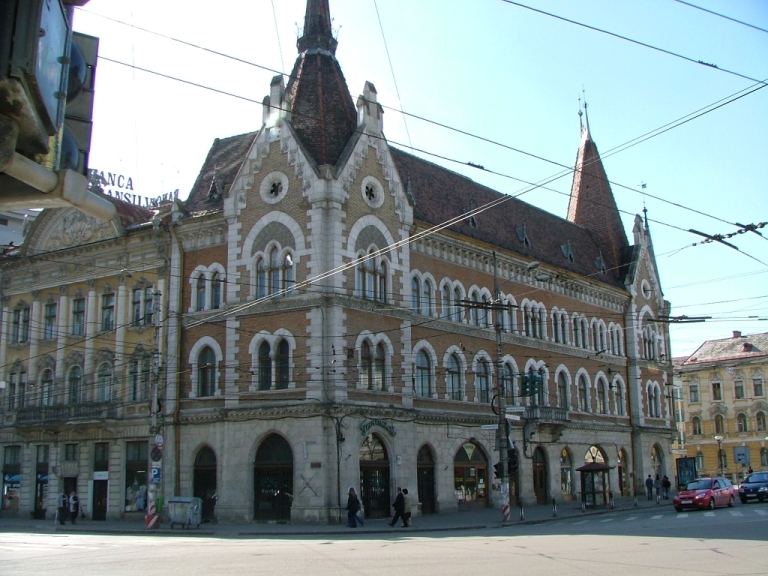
(746, 473), (768, 483)
(684, 480), (711, 490)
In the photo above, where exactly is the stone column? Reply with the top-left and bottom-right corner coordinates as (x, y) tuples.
(84, 280), (97, 403)
(28, 292), (41, 385)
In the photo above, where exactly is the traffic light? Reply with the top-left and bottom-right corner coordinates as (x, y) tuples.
(493, 461), (503, 479)
(520, 369), (543, 397)
(507, 448), (518, 474)
(520, 374), (530, 397)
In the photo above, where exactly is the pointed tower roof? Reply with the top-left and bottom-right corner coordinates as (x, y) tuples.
(566, 127), (629, 278)
(286, 0), (358, 169)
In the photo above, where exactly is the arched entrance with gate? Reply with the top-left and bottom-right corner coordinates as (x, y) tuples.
(532, 447), (548, 504)
(617, 449), (629, 496)
(193, 446), (217, 522)
(359, 434), (390, 519)
(417, 445), (436, 514)
(454, 441), (488, 509)
(253, 434), (293, 521)
(651, 444), (665, 478)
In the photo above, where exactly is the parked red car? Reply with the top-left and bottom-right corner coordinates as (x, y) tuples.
(673, 477), (736, 512)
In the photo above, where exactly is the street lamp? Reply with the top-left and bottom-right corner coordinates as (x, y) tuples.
(714, 435), (723, 477)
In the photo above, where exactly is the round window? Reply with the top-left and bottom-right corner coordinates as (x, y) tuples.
(259, 171), (289, 204)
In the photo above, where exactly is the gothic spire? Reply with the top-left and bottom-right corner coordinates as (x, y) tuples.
(297, 0), (337, 54)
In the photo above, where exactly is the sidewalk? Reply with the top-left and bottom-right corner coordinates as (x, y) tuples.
(0, 495), (675, 538)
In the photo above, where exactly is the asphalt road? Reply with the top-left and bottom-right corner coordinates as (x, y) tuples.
(2, 506), (766, 576)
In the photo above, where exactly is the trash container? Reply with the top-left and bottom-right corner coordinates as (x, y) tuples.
(167, 497), (202, 529)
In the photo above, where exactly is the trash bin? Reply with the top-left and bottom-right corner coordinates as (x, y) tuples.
(167, 497), (202, 529)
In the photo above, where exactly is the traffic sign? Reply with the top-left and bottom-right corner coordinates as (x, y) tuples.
(151, 446), (162, 462)
(154, 434), (164, 448)
(150, 467), (162, 484)
(480, 424), (498, 430)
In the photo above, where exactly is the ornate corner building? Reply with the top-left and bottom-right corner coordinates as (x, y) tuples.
(1, 0), (674, 523)
(673, 331), (768, 481)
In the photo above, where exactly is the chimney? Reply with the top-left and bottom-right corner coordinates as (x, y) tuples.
(732, 330), (742, 339)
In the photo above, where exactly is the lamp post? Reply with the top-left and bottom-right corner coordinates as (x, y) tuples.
(714, 435), (723, 477)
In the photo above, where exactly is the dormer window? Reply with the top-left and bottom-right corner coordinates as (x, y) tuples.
(595, 254), (607, 274)
(561, 242), (574, 263)
(516, 224), (530, 247)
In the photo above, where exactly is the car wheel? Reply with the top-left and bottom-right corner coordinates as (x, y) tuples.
(708, 498), (715, 510)
(740, 497), (748, 504)
(728, 496), (734, 508)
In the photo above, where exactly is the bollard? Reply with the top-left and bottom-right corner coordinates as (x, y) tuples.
(552, 497), (557, 517)
(609, 491), (614, 510)
(519, 498), (525, 522)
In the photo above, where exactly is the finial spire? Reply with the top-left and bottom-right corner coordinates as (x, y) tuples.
(578, 95), (584, 133)
(582, 89), (591, 136)
(297, 0), (337, 54)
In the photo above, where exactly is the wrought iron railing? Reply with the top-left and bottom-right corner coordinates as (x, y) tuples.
(15, 402), (117, 424)
(524, 405), (568, 422)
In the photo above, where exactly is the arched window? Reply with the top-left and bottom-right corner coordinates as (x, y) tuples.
(357, 250), (387, 303)
(714, 414), (725, 434)
(572, 317), (581, 348)
(482, 295), (491, 327)
(616, 382), (626, 416)
(578, 375), (588, 412)
(757, 411), (766, 431)
(68, 366), (82, 404)
(737, 412), (748, 433)
(557, 372), (568, 409)
(506, 302), (516, 334)
(441, 284), (451, 319)
(374, 343), (385, 391)
(39, 369), (53, 407)
(476, 360), (490, 403)
(689, 378), (700, 403)
(97, 363), (112, 403)
(283, 254), (294, 295)
(470, 292), (480, 326)
(447, 354), (461, 401)
(211, 272), (222, 310)
(256, 258), (267, 299)
(696, 451), (705, 471)
(415, 350), (432, 398)
(502, 363), (514, 403)
(560, 448), (573, 495)
(361, 341), (372, 389)
(196, 275), (206, 311)
(269, 247), (280, 295)
(422, 279), (432, 316)
(453, 287), (462, 322)
(275, 339), (289, 389)
(258, 341), (271, 391)
(198, 346), (216, 397)
(411, 278), (420, 313)
(691, 416), (702, 435)
(597, 379), (607, 414)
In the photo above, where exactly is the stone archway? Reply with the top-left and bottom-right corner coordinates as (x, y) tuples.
(193, 446), (217, 522)
(454, 441), (488, 509)
(417, 445), (436, 514)
(359, 434), (390, 519)
(533, 446), (548, 505)
(253, 434), (293, 521)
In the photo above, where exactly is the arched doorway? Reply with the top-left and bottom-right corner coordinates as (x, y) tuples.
(417, 445), (436, 514)
(454, 441), (488, 509)
(560, 447), (573, 501)
(617, 449), (629, 496)
(580, 445), (610, 506)
(532, 447), (548, 504)
(651, 444), (665, 478)
(193, 446), (217, 522)
(253, 434), (293, 521)
(359, 434), (390, 519)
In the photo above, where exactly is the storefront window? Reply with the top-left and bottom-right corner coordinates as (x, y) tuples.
(2, 446), (21, 511)
(125, 441), (148, 512)
(454, 442), (488, 507)
(560, 448), (572, 495)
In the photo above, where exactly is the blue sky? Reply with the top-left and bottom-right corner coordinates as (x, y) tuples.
(72, 0), (768, 356)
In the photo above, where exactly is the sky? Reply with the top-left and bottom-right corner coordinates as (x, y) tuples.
(70, 0), (768, 357)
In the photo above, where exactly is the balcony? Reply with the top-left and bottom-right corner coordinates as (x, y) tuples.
(523, 405), (568, 444)
(15, 402), (117, 425)
(524, 405), (569, 423)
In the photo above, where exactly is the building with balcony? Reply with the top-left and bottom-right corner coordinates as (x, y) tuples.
(674, 331), (768, 484)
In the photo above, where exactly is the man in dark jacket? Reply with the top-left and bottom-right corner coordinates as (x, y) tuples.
(389, 487), (404, 527)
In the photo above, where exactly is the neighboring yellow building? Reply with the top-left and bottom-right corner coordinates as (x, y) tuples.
(0, 199), (167, 520)
(674, 331), (768, 483)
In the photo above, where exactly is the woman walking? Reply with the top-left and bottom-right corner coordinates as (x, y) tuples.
(345, 487), (361, 528)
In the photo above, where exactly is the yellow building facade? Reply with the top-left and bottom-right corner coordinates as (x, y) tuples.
(675, 330), (768, 483)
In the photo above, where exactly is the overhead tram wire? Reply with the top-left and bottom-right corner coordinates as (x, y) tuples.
(671, 0), (768, 35)
(498, 0), (768, 86)
(83, 8), (766, 232)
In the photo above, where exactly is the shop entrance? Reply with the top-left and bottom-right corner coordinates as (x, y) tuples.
(454, 442), (488, 509)
(359, 434), (390, 519)
(617, 449), (629, 496)
(253, 434), (293, 521)
(194, 446), (217, 522)
(417, 445), (436, 514)
(533, 447), (548, 504)
(92, 480), (108, 520)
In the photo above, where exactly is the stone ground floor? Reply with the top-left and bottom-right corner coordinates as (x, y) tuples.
(1, 414), (673, 523)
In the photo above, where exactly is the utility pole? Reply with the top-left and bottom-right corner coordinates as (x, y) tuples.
(493, 252), (511, 522)
(145, 291), (162, 530)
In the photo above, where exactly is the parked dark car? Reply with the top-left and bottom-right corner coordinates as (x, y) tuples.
(673, 477), (736, 512)
(738, 472), (768, 503)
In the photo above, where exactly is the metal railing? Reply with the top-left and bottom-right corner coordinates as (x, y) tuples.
(15, 402), (117, 424)
(524, 405), (568, 422)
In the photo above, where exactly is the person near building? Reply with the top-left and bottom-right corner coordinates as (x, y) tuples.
(654, 475), (662, 500)
(345, 486), (361, 528)
(402, 488), (412, 527)
(645, 475), (653, 500)
(69, 491), (80, 524)
(57, 491), (69, 525)
(388, 487), (405, 527)
(661, 476), (671, 499)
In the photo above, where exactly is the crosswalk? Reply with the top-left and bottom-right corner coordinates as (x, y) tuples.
(566, 507), (768, 526)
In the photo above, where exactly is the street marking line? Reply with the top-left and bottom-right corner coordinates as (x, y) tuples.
(651, 515), (663, 520)
(729, 510), (743, 517)
(753, 509), (767, 516)
(573, 520), (589, 525)
(676, 513), (688, 518)
(624, 516), (638, 521)
(600, 518), (614, 523)
(704, 512), (715, 517)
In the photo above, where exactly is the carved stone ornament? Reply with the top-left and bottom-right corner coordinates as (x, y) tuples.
(44, 210), (117, 251)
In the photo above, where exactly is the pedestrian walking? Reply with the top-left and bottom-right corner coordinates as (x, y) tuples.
(388, 487), (405, 527)
(644, 475), (653, 500)
(345, 487), (362, 528)
(661, 476), (671, 499)
(654, 474), (662, 500)
(57, 490), (68, 525)
(69, 491), (80, 524)
(402, 488), (412, 527)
